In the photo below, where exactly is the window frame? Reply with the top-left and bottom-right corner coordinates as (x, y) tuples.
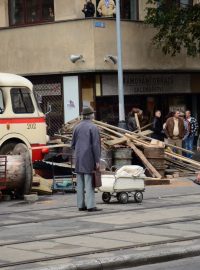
(10, 87), (35, 114)
(120, 0), (139, 20)
(179, 0), (193, 7)
(8, 0), (54, 27)
(0, 89), (5, 114)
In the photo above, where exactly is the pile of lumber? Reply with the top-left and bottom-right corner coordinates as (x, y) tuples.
(56, 118), (200, 180)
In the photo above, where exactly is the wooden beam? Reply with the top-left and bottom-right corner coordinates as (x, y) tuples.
(125, 133), (150, 147)
(165, 151), (200, 169)
(127, 141), (162, 179)
(133, 132), (194, 155)
(93, 119), (152, 135)
(165, 157), (197, 172)
(134, 113), (141, 132)
(95, 124), (123, 138)
(104, 137), (128, 146)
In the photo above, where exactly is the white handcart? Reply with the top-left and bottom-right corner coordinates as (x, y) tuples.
(98, 165), (145, 204)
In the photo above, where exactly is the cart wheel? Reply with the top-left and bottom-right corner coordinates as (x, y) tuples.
(102, 192), (111, 203)
(119, 192), (129, 204)
(134, 192), (143, 203)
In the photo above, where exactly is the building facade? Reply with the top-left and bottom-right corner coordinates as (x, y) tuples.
(0, 0), (200, 135)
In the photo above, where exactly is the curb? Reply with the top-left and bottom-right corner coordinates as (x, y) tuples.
(30, 244), (200, 270)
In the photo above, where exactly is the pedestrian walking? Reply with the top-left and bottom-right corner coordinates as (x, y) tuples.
(71, 107), (102, 212)
(184, 110), (198, 158)
(164, 110), (185, 155)
(151, 110), (164, 141)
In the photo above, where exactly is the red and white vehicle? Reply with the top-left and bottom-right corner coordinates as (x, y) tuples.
(0, 72), (48, 161)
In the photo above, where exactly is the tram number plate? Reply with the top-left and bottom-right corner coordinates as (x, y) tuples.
(27, 123), (36, 129)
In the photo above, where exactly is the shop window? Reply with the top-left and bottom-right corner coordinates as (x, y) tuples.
(9, 0), (54, 26)
(96, 0), (138, 20)
(11, 88), (35, 114)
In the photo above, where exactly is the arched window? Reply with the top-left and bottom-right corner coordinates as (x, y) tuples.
(9, 0), (54, 26)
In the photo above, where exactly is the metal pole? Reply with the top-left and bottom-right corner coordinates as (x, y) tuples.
(116, 0), (125, 127)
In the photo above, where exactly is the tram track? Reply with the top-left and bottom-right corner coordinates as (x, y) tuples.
(0, 190), (200, 216)
(1, 233), (200, 269)
(1, 213), (200, 248)
(1, 199), (200, 228)
(1, 190), (200, 269)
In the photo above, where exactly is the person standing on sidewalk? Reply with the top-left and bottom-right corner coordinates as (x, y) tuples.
(71, 107), (102, 212)
(164, 110), (185, 155)
(185, 110), (198, 158)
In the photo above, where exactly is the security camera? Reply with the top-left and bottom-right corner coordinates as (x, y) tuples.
(104, 55), (118, 64)
(69, 54), (85, 63)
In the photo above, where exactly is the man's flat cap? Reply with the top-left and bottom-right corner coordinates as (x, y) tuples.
(82, 106), (95, 115)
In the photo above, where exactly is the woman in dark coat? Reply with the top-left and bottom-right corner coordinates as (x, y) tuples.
(151, 110), (164, 141)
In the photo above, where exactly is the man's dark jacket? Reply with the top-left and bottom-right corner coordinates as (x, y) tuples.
(152, 116), (164, 141)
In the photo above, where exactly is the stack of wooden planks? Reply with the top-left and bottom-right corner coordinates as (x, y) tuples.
(56, 118), (200, 179)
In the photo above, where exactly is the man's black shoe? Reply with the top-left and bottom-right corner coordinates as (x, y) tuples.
(88, 207), (102, 212)
(79, 207), (87, 211)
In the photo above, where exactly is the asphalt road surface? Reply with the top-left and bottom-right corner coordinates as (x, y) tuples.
(1, 176), (200, 270)
(121, 256), (200, 270)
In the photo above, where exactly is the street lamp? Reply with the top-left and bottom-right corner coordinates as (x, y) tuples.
(116, 0), (126, 128)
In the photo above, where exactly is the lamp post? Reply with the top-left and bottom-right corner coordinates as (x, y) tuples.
(116, 0), (126, 128)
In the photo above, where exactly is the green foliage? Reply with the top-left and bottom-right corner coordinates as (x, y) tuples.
(145, 0), (200, 57)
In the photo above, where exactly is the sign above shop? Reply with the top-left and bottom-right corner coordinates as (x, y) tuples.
(102, 74), (191, 96)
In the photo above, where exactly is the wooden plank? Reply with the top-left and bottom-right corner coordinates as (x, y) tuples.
(165, 151), (200, 169)
(99, 131), (117, 140)
(95, 124), (123, 138)
(140, 130), (153, 136)
(125, 133), (150, 147)
(165, 157), (197, 172)
(133, 132), (194, 155)
(134, 113), (141, 132)
(104, 137), (128, 146)
(127, 141), (162, 179)
(166, 143), (194, 155)
(134, 122), (152, 133)
(93, 120), (152, 135)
